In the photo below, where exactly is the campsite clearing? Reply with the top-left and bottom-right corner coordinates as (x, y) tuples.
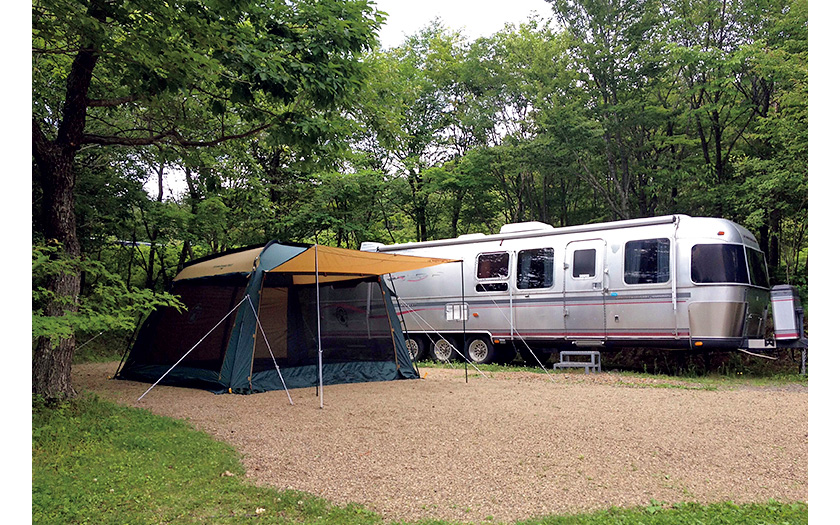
(74, 363), (807, 524)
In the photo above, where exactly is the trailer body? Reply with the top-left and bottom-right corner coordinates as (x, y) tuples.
(361, 215), (803, 364)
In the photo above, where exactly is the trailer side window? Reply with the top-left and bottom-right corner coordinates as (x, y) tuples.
(691, 244), (749, 284)
(746, 248), (770, 289)
(476, 252), (509, 279)
(624, 238), (670, 284)
(572, 249), (596, 278)
(476, 282), (508, 292)
(518, 248), (554, 289)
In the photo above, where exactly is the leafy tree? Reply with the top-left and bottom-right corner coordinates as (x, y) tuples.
(32, 243), (183, 354)
(31, 0), (382, 399)
(730, 0), (808, 278)
(550, 0), (668, 219)
(359, 22), (468, 241)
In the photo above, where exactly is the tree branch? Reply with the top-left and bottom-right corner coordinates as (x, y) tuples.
(87, 95), (139, 107)
(80, 122), (273, 148)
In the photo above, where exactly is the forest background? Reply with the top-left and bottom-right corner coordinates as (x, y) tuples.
(30, 0), (808, 399)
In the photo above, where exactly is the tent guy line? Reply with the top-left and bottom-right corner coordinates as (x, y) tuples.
(137, 294), (250, 401)
(247, 295), (295, 406)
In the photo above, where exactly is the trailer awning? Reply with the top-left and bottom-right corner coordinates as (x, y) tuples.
(267, 244), (459, 284)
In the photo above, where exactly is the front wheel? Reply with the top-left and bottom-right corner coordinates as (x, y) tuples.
(431, 337), (458, 362)
(405, 336), (426, 361)
(467, 336), (495, 364)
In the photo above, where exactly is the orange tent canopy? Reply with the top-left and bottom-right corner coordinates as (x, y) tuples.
(267, 244), (459, 284)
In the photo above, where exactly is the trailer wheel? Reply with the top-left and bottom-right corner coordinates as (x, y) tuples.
(431, 337), (458, 362)
(406, 337), (426, 361)
(467, 336), (495, 364)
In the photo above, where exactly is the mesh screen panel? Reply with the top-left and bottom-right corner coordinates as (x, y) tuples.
(252, 279), (395, 373)
(131, 279), (246, 371)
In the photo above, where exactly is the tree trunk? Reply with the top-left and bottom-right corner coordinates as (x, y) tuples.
(31, 16), (101, 398)
(32, 148), (82, 399)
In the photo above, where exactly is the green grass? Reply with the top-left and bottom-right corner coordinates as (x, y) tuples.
(518, 500), (808, 524)
(419, 359), (808, 392)
(32, 394), (381, 524)
(33, 394), (807, 525)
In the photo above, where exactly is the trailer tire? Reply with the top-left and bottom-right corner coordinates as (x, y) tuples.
(467, 336), (495, 364)
(431, 337), (458, 362)
(406, 337), (426, 361)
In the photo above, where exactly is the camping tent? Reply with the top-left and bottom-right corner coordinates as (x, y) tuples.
(117, 241), (456, 396)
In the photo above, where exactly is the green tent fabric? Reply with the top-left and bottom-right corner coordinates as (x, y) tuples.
(117, 241), (455, 395)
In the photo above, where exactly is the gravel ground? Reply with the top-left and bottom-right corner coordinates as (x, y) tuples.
(73, 363), (808, 524)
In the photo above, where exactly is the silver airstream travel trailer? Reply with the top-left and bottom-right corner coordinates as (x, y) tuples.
(361, 215), (806, 365)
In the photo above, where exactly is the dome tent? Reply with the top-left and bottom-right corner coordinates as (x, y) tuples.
(117, 241), (456, 399)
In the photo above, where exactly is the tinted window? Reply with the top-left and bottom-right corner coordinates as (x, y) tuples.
(476, 282), (509, 292)
(624, 238), (670, 284)
(517, 248), (554, 289)
(572, 249), (596, 278)
(476, 252), (509, 279)
(746, 248), (770, 288)
(691, 244), (749, 284)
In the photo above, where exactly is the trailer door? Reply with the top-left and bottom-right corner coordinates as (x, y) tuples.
(564, 239), (607, 340)
(512, 247), (560, 341)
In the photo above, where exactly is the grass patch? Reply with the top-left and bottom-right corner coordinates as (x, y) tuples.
(33, 394), (807, 524)
(417, 356), (807, 391)
(519, 500), (808, 524)
(32, 394), (381, 524)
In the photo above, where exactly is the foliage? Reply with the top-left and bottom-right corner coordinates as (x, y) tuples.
(31, 0), (807, 397)
(32, 394), (807, 524)
(34, 1), (807, 291)
(32, 243), (183, 346)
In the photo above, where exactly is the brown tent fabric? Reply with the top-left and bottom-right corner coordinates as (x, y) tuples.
(173, 247), (264, 281)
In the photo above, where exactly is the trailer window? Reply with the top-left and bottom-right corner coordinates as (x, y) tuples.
(624, 238), (670, 284)
(517, 248), (554, 289)
(476, 282), (508, 292)
(476, 252), (509, 280)
(747, 248), (770, 288)
(691, 244), (749, 284)
(572, 249), (596, 278)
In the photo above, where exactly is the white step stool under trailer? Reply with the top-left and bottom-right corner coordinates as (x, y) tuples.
(553, 350), (602, 374)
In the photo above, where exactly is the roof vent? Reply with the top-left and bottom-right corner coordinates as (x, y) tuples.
(360, 242), (385, 252)
(499, 221), (554, 234)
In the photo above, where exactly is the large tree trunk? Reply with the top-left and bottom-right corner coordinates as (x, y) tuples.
(31, 30), (100, 399)
(32, 146), (82, 399)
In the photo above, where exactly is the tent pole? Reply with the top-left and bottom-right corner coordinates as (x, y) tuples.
(388, 273), (421, 377)
(315, 243), (324, 409)
(461, 260), (467, 383)
(246, 296), (294, 406)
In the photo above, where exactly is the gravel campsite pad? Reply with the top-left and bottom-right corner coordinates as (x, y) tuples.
(74, 363), (807, 523)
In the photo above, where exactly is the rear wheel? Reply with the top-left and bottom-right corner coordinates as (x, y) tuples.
(431, 337), (458, 362)
(406, 336), (426, 361)
(467, 336), (495, 364)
